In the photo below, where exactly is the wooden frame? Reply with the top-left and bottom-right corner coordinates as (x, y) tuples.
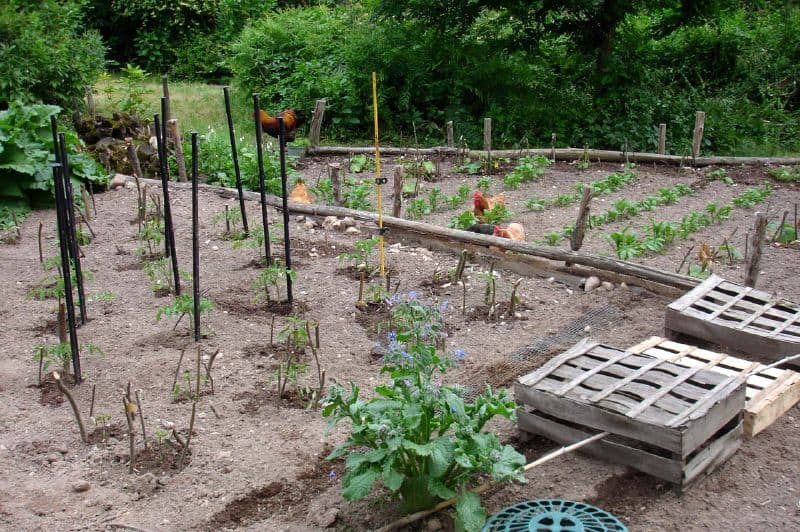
(666, 274), (800, 364)
(628, 336), (800, 436)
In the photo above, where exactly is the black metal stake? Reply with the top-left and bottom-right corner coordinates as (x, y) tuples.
(52, 164), (81, 382)
(278, 117), (293, 304)
(58, 133), (88, 324)
(191, 132), (201, 342)
(154, 114), (181, 295)
(223, 86), (249, 235)
(252, 93), (272, 265)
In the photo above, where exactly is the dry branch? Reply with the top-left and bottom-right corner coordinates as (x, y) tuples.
(53, 371), (88, 443)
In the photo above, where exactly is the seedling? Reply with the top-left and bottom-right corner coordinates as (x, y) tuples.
(156, 294), (214, 332)
(348, 154), (375, 173)
(33, 342), (101, 384)
(448, 211), (479, 230)
(577, 146), (590, 170)
(144, 258), (188, 296)
(342, 177), (372, 210)
(482, 203), (512, 225)
(606, 227), (642, 260)
(212, 205), (246, 240)
(252, 261), (296, 303)
(544, 231), (562, 246)
(768, 166), (800, 182)
(92, 413), (112, 442)
(706, 202), (732, 224)
(136, 217), (164, 257)
(523, 197), (548, 212)
(768, 221), (798, 244)
(338, 237), (379, 276)
(405, 198), (429, 220)
(706, 168), (734, 186)
(476, 176), (492, 193)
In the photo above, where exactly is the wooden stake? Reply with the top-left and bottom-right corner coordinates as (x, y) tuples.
(161, 75), (170, 124)
(80, 185), (92, 221)
(167, 119), (188, 183)
(122, 395), (136, 472)
(392, 165), (405, 217)
(37, 222), (43, 263)
(53, 372), (88, 443)
(692, 111), (705, 160)
(446, 121), (454, 148)
(329, 163), (342, 206)
(658, 123), (667, 155)
(89, 383), (96, 418)
(676, 244), (696, 273)
(745, 212), (767, 287)
(551, 133), (557, 161)
(570, 186), (594, 252)
(483, 118), (492, 169)
(85, 86), (95, 117)
(309, 99), (326, 147)
(135, 389), (148, 449)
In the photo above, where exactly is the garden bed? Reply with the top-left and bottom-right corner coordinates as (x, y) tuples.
(0, 159), (799, 530)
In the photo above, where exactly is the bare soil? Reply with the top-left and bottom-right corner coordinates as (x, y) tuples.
(1, 157), (799, 531)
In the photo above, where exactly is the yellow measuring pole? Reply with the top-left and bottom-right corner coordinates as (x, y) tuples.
(372, 71), (386, 277)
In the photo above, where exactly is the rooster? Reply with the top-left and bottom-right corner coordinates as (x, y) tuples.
(466, 222), (525, 241)
(473, 191), (506, 220)
(255, 108), (306, 142)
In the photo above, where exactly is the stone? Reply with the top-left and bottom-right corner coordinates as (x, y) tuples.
(296, 215), (306, 222)
(308, 507), (339, 528)
(341, 217), (357, 228)
(322, 216), (339, 230)
(72, 481), (91, 493)
(584, 276), (601, 292)
(109, 174), (127, 190)
(303, 219), (317, 230)
(601, 281), (615, 291)
(344, 226), (360, 234)
(46, 453), (62, 463)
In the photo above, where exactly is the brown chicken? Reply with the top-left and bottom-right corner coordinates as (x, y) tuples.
(255, 108), (306, 142)
(493, 223), (525, 241)
(288, 181), (313, 204)
(473, 191), (506, 219)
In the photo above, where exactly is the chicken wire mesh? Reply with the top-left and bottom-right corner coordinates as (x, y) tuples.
(463, 304), (623, 399)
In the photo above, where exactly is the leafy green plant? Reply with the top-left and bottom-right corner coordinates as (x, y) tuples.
(312, 178), (335, 205)
(657, 187), (679, 205)
(448, 211), (479, 230)
(606, 227), (642, 260)
(768, 166), (800, 182)
(212, 206), (246, 240)
(543, 231), (562, 246)
(553, 193), (579, 207)
(705, 168), (734, 186)
(475, 177), (492, 193)
(323, 294), (525, 524)
(674, 183), (694, 196)
(705, 202), (732, 224)
(612, 199), (639, 219)
(156, 294), (214, 331)
(252, 261), (296, 303)
(343, 178), (373, 211)
(523, 197), (548, 212)
(349, 154), (375, 173)
(678, 211), (712, 239)
(406, 198), (430, 220)
(481, 203), (512, 224)
(27, 256), (92, 301)
(768, 221), (798, 244)
(33, 342), (101, 380)
(100, 64), (153, 117)
(731, 184), (773, 208)
(136, 217), (164, 257)
(338, 237), (380, 276)
(688, 263), (712, 279)
(427, 187), (443, 212)
(455, 158), (483, 175)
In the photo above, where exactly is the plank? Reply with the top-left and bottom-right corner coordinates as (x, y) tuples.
(736, 302), (776, 329)
(667, 369), (750, 427)
(517, 338), (597, 388)
(590, 352), (687, 403)
(668, 274), (725, 312)
(517, 409), (683, 484)
(689, 300), (800, 337)
(745, 371), (800, 436)
(683, 420), (742, 487)
(694, 289), (800, 335)
(770, 308), (800, 337)
(706, 286), (753, 319)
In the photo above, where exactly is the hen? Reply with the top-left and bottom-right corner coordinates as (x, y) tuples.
(255, 108), (306, 142)
(288, 181), (313, 204)
(473, 191), (506, 219)
(493, 223), (525, 241)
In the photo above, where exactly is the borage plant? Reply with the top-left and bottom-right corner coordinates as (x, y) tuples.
(323, 294), (525, 530)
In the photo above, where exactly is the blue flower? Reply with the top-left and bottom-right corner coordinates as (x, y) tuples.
(401, 351), (412, 360)
(328, 470), (337, 480)
(387, 331), (397, 343)
(438, 300), (449, 313)
(408, 291), (419, 300)
(454, 348), (466, 362)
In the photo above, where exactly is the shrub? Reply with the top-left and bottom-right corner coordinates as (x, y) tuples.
(0, 1), (105, 107)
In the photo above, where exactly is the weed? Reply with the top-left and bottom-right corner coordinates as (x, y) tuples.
(544, 231), (562, 246)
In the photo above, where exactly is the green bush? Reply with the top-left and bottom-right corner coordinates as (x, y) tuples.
(0, 1), (105, 107)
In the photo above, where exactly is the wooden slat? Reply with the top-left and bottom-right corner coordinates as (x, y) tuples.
(668, 274), (724, 312)
(770, 308), (800, 337)
(668, 367), (753, 427)
(626, 352), (727, 419)
(590, 350), (690, 403)
(556, 349), (648, 396)
(517, 338), (597, 388)
(736, 302), (776, 329)
(706, 286), (753, 319)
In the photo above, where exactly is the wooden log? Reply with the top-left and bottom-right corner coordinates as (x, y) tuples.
(744, 212), (767, 287)
(483, 117), (492, 153)
(167, 119), (188, 183)
(305, 146), (800, 167)
(446, 121), (454, 148)
(161, 75), (170, 124)
(85, 86), (95, 117)
(309, 99), (326, 147)
(392, 165), (405, 217)
(128, 175), (701, 292)
(692, 111), (705, 160)
(659, 123), (667, 155)
(570, 186), (593, 252)
(328, 163), (342, 206)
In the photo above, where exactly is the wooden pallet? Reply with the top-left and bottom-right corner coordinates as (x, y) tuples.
(515, 339), (745, 487)
(665, 274), (800, 364)
(628, 336), (800, 436)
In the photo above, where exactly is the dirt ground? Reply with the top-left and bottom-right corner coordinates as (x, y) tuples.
(1, 156), (799, 531)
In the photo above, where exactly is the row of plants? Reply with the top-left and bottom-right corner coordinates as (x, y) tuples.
(407, 184), (472, 220)
(502, 156), (552, 189)
(523, 167), (638, 213)
(605, 184), (773, 260)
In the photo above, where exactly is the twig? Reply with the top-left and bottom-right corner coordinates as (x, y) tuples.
(178, 403), (195, 469)
(209, 403), (222, 419)
(509, 278), (523, 315)
(201, 348), (220, 395)
(171, 428), (186, 448)
(89, 384), (96, 418)
(376, 431), (610, 531)
(135, 389), (147, 449)
(771, 210), (788, 242)
(122, 395), (136, 473)
(37, 222), (44, 263)
(171, 344), (188, 397)
(53, 372), (88, 443)
(676, 244), (696, 273)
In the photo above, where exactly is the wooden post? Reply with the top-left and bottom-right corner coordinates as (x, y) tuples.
(692, 111), (705, 160)
(551, 133), (557, 161)
(85, 86), (95, 117)
(744, 212), (767, 287)
(446, 121), (454, 148)
(570, 186), (594, 252)
(658, 123), (667, 155)
(392, 165), (405, 217)
(309, 99), (326, 147)
(125, 137), (143, 179)
(161, 75), (171, 124)
(483, 118), (492, 152)
(167, 119), (188, 182)
(329, 163), (342, 206)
